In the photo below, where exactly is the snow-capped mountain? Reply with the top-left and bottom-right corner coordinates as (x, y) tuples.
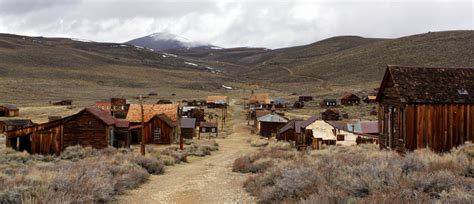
(126, 32), (218, 51)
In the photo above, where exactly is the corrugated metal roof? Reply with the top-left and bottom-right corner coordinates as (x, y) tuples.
(181, 117), (196, 129)
(2, 104), (18, 110)
(258, 113), (288, 123)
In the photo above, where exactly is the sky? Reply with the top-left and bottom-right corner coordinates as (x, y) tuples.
(0, 0), (472, 48)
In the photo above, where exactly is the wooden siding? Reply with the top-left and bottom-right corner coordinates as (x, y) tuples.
(260, 122), (286, 137)
(143, 116), (175, 144)
(181, 128), (195, 139)
(62, 111), (110, 150)
(277, 129), (296, 141)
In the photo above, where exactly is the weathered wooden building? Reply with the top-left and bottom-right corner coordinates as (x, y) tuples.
(126, 104), (179, 144)
(206, 96), (228, 108)
(298, 96), (313, 102)
(377, 65), (474, 152)
(321, 99), (337, 107)
(249, 93), (272, 107)
(50, 100), (73, 106)
(257, 113), (288, 137)
(321, 109), (340, 121)
(182, 107), (205, 123)
(181, 117), (196, 139)
(5, 107), (130, 155)
(341, 94), (360, 105)
(111, 97), (128, 118)
(199, 122), (218, 138)
(0, 119), (34, 133)
(0, 104), (19, 117)
(363, 95), (377, 104)
(277, 119), (303, 142)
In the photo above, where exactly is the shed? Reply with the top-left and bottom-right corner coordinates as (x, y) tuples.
(376, 65), (474, 152)
(206, 96), (228, 108)
(181, 117), (196, 139)
(276, 119), (303, 142)
(363, 95), (377, 104)
(321, 99), (337, 107)
(51, 100), (72, 106)
(126, 104), (179, 144)
(249, 93), (270, 105)
(0, 119), (34, 133)
(321, 109), (340, 121)
(199, 122), (218, 138)
(5, 107), (130, 155)
(257, 113), (288, 137)
(0, 104), (19, 117)
(298, 96), (313, 102)
(341, 94), (360, 105)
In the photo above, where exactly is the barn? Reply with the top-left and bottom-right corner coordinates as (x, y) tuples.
(5, 107), (129, 155)
(0, 104), (19, 117)
(377, 65), (474, 152)
(341, 93), (360, 105)
(257, 113), (288, 137)
(126, 104), (179, 145)
(181, 117), (196, 139)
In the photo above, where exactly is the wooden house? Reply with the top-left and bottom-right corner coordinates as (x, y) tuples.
(206, 96), (228, 108)
(363, 95), (377, 104)
(295, 116), (319, 148)
(50, 100), (73, 106)
(0, 119), (33, 133)
(293, 101), (304, 109)
(341, 94), (360, 105)
(0, 104), (19, 117)
(376, 65), (474, 152)
(277, 119), (303, 142)
(5, 107), (130, 155)
(321, 99), (337, 107)
(257, 113), (288, 137)
(321, 109), (340, 121)
(298, 96), (313, 102)
(253, 109), (271, 126)
(126, 104), (179, 144)
(199, 122), (218, 138)
(181, 117), (196, 139)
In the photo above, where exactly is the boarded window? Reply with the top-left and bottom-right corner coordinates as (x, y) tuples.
(337, 134), (345, 141)
(153, 127), (161, 141)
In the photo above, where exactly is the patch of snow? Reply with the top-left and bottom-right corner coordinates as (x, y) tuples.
(71, 38), (93, 43)
(163, 53), (177, 58)
(210, 46), (223, 50)
(185, 62), (199, 67)
(119, 44), (128, 47)
(222, 85), (233, 90)
(206, 66), (214, 70)
(134, 45), (144, 49)
(162, 55), (167, 58)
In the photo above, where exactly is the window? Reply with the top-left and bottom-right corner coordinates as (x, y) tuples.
(201, 127), (207, 132)
(211, 128), (216, 133)
(153, 127), (161, 141)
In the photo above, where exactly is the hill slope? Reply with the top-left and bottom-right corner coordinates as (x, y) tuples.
(126, 32), (214, 51)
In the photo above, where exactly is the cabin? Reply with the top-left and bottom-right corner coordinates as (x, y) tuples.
(377, 65), (474, 152)
(50, 100), (73, 106)
(199, 122), (218, 138)
(363, 95), (377, 104)
(206, 96), (228, 108)
(182, 107), (205, 122)
(126, 104), (179, 144)
(277, 119), (303, 142)
(295, 116), (319, 149)
(298, 96), (313, 102)
(0, 119), (34, 133)
(0, 104), (19, 117)
(341, 94), (360, 105)
(304, 120), (360, 150)
(257, 113), (288, 137)
(5, 107), (130, 155)
(321, 109), (340, 121)
(181, 117), (196, 139)
(321, 99), (337, 107)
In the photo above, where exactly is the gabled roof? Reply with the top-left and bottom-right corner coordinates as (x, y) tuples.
(0, 119), (33, 126)
(181, 117), (196, 129)
(377, 65), (474, 103)
(277, 119), (303, 134)
(153, 114), (176, 127)
(207, 96), (228, 103)
(114, 119), (130, 128)
(255, 109), (271, 118)
(1, 104), (18, 110)
(249, 93), (270, 104)
(300, 115), (319, 128)
(341, 93), (360, 100)
(126, 104), (178, 123)
(85, 107), (116, 125)
(258, 113), (288, 123)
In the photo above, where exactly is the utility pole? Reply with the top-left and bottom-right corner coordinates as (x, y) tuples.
(133, 95), (149, 156)
(178, 104), (183, 150)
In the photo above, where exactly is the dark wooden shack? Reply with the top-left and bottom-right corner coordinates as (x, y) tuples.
(321, 109), (340, 121)
(376, 65), (474, 152)
(321, 99), (337, 107)
(0, 104), (19, 117)
(0, 119), (34, 133)
(139, 114), (176, 144)
(206, 96), (228, 108)
(199, 122), (218, 138)
(277, 119), (303, 141)
(51, 100), (73, 106)
(181, 117), (196, 139)
(257, 113), (288, 137)
(5, 107), (130, 155)
(182, 107), (205, 123)
(341, 94), (360, 105)
(298, 96), (313, 102)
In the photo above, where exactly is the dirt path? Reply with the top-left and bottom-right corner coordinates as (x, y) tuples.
(280, 66), (332, 91)
(118, 100), (256, 203)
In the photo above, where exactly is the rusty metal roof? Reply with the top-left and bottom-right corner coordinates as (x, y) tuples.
(126, 104), (178, 123)
(300, 115), (319, 128)
(207, 96), (228, 103)
(181, 117), (196, 129)
(249, 93), (270, 104)
(86, 107), (116, 125)
(114, 119), (129, 128)
(0, 119), (33, 126)
(378, 65), (474, 103)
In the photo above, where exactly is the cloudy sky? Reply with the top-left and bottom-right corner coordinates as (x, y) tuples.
(0, 0), (472, 48)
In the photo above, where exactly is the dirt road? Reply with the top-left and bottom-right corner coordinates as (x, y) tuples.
(119, 100), (256, 203)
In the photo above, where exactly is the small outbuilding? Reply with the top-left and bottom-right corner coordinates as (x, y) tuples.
(321, 109), (340, 121)
(0, 119), (34, 133)
(277, 119), (303, 142)
(321, 99), (337, 107)
(199, 122), (218, 138)
(363, 95), (377, 104)
(206, 96), (228, 108)
(298, 96), (313, 102)
(257, 113), (288, 137)
(181, 117), (197, 139)
(341, 94), (360, 105)
(0, 104), (19, 117)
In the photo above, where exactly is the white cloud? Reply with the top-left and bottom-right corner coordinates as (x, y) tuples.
(0, 0), (471, 48)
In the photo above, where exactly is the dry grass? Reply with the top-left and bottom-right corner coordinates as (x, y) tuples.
(0, 146), (165, 203)
(233, 143), (474, 203)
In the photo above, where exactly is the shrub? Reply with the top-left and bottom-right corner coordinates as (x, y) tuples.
(60, 146), (98, 161)
(157, 155), (176, 166)
(130, 155), (165, 174)
(250, 139), (269, 147)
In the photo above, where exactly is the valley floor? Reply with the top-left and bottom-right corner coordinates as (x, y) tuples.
(118, 100), (257, 203)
